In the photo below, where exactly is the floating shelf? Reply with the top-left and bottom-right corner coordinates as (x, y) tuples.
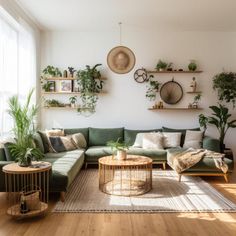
(45, 77), (106, 81)
(148, 108), (203, 111)
(146, 71), (203, 74)
(43, 106), (78, 110)
(42, 92), (80, 95)
(186, 91), (202, 94)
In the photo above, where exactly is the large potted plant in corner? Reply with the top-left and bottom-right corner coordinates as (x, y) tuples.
(199, 104), (236, 152)
(8, 89), (44, 167)
(76, 64), (104, 116)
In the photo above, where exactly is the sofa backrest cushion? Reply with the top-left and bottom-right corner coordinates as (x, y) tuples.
(162, 127), (201, 147)
(33, 133), (45, 153)
(124, 129), (162, 146)
(64, 128), (89, 144)
(0, 148), (6, 161)
(3, 143), (14, 161)
(89, 127), (124, 146)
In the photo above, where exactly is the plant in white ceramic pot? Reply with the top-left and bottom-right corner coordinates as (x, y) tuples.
(107, 138), (129, 160)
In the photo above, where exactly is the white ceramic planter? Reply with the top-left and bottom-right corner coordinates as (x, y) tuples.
(116, 150), (127, 160)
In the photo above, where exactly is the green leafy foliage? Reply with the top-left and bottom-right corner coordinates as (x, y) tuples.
(199, 104), (236, 148)
(45, 99), (64, 107)
(155, 60), (171, 70)
(42, 65), (62, 77)
(107, 138), (129, 152)
(69, 96), (77, 104)
(146, 76), (161, 101)
(76, 64), (104, 114)
(7, 89), (44, 165)
(213, 72), (236, 108)
(198, 114), (208, 131)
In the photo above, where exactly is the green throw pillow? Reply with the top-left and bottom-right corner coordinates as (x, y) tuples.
(3, 142), (14, 161)
(33, 133), (45, 153)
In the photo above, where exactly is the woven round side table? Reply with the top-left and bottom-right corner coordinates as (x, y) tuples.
(99, 155), (152, 196)
(3, 161), (51, 219)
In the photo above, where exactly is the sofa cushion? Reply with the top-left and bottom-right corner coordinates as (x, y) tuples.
(64, 128), (89, 144)
(85, 146), (113, 162)
(183, 130), (204, 149)
(89, 127), (124, 146)
(48, 136), (77, 153)
(45, 149), (85, 191)
(127, 147), (167, 161)
(142, 133), (163, 149)
(0, 148), (6, 161)
(162, 127), (200, 146)
(124, 129), (162, 146)
(162, 132), (182, 148)
(33, 133), (45, 153)
(3, 143), (14, 161)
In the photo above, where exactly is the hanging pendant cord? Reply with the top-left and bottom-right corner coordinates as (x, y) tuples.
(119, 22), (122, 45)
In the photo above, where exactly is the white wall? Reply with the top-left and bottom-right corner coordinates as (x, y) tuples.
(41, 30), (236, 155)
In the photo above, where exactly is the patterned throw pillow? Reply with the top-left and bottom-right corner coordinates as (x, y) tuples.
(71, 133), (87, 149)
(142, 133), (163, 149)
(162, 132), (182, 148)
(48, 135), (77, 153)
(183, 130), (204, 149)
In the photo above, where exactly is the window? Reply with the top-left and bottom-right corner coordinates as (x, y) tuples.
(0, 7), (36, 140)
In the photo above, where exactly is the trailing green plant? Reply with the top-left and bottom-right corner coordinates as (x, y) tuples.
(45, 99), (64, 107)
(146, 76), (161, 101)
(69, 96), (77, 104)
(212, 72), (236, 108)
(42, 81), (51, 92)
(107, 138), (129, 153)
(192, 94), (201, 106)
(42, 65), (62, 77)
(155, 60), (171, 71)
(199, 104), (236, 151)
(76, 64), (104, 114)
(7, 89), (44, 166)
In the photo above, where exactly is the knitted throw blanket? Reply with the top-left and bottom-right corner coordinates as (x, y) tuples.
(168, 148), (228, 174)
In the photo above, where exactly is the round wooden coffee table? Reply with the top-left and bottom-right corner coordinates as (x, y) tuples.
(3, 162), (51, 219)
(99, 155), (152, 196)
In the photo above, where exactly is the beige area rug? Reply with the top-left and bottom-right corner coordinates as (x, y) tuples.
(54, 169), (236, 213)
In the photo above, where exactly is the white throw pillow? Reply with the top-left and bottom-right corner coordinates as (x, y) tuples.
(183, 130), (204, 149)
(133, 133), (149, 147)
(162, 132), (182, 148)
(142, 132), (163, 149)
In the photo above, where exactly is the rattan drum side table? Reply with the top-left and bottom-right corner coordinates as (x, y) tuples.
(99, 155), (152, 196)
(3, 161), (51, 219)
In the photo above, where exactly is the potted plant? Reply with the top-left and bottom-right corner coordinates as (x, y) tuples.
(42, 65), (62, 78)
(199, 104), (236, 152)
(192, 94), (201, 108)
(213, 72), (236, 108)
(146, 76), (161, 101)
(76, 64), (104, 116)
(188, 60), (197, 71)
(45, 99), (65, 107)
(155, 60), (169, 71)
(7, 89), (44, 167)
(107, 138), (129, 160)
(68, 67), (76, 77)
(69, 96), (77, 108)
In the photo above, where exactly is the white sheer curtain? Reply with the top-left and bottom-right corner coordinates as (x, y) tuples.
(0, 8), (36, 140)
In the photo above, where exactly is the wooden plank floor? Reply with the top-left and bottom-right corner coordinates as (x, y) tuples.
(0, 169), (236, 236)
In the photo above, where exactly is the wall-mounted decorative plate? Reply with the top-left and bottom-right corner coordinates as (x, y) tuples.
(134, 68), (148, 83)
(160, 79), (183, 104)
(107, 46), (136, 74)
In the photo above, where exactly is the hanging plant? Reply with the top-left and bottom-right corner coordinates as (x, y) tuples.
(212, 72), (236, 108)
(146, 75), (161, 101)
(76, 64), (104, 115)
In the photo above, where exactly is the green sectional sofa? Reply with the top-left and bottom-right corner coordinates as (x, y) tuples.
(0, 127), (234, 201)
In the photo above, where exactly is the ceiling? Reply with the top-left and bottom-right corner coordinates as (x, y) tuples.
(16, 0), (236, 31)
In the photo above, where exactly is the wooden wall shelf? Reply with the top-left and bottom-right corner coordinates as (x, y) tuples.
(45, 77), (106, 81)
(186, 91), (202, 94)
(148, 108), (203, 111)
(42, 91), (106, 95)
(43, 106), (78, 110)
(146, 71), (203, 74)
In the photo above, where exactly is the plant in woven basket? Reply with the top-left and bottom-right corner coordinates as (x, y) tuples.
(213, 72), (236, 108)
(7, 89), (44, 167)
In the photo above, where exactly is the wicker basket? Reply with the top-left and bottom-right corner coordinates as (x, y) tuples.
(20, 186), (41, 211)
